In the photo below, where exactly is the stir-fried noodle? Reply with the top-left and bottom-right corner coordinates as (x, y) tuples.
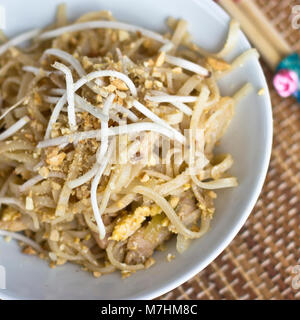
(0, 6), (258, 277)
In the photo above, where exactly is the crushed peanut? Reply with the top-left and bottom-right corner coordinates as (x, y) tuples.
(121, 270), (132, 279)
(39, 166), (49, 178)
(74, 237), (80, 244)
(93, 271), (102, 278)
(1, 207), (21, 222)
(170, 196), (180, 208)
(145, 80), (153, 89)
(33, 92), (42, 105)
(84, 234), (91, 241)
(49, 229), (60, 242)
(118, 30), (129, 42)
(183, 183), (191, 191)
(23, 246), (37, 255)
(166, 253), (175, 262)
(140, 173), (150, 182)
(172, 67), (182, 74)
(51, 181), (61, 190)
(49, 252), (57, 261)
(117, 201), (124, 208)
(46, 151), (66, 167)
(111, 79), (128, 91)
(25, 197), (34, 211)
(155, 52), (165, 67)
(111, 205), (161, 241)
(208, 191), (217, 199)
(154, 80), (163, 88)
(145, 257), (156, 269)
(56, 258), (67, 265)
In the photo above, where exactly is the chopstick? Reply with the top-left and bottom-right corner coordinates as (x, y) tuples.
(218, 0), (293, 70)
(237, 0), (292, 57)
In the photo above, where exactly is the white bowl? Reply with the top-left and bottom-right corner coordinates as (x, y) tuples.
(0, 0), (272, 300)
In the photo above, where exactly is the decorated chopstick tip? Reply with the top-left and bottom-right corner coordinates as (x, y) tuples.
(273, 69), (298, 98)
(273, 53), (300, 101)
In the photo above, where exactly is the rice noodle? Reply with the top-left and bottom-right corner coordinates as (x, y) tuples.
(145, 94), (197, 104)
(43, 48), (85, 77)
(91, 142), (114, 239)
(0, 29), (41, 56)
(159, 42), (174, 53)
(75, 70), (137, 96)
(170, 19), (188, 52)
(44, 69), (137, 139)
(156, 169), (190, 195)
(132, 100), (185, 143)
(133, 185), (210, 239)
(171, 102), (193, 116)
(165, 54), (209, 77)
(145, 95), (194, 115)
(43, 95), (60, 104)
(192, 20), (240, 59)
(216, 49), (259, 79)
(142, 169), (172, 181)
(41, 48), (104, 89)
(38, 20), (170, 45)
(216, 20), (240, 58)
(55, 147), (81, 217)
(0, 116), (30, 141)
(176, 234), (191, 253)
(52, 62), (76, 130)
(68, 162), (100, 189)
(107, 241), (144, 271)
(44, 94), (67, 139)
(75, 94), (108, 122)
(0, 174), (12, 211)
(113, 104), (139, 122)
(0, 97), (26, 121)
(96, 94), (114, 163)
(0, 230), (44, 252)
(38, 122), (186, 148)
(0, 197), (25, 209)
(67, 95), (114, 190)
(22, 66), (52, 77)
(192, 177), (238, 190)
(50, 88), (66, 96)
(56, 3), (68, 27)
(19, 172), (65, 192)
(0, 10), (249, 276)
(233, 83), (253, 103)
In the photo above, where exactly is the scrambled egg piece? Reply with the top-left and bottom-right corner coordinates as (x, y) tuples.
(0, 207), (26, 231)
(1, 206), (21, 222)
(206, 57), (231, 71)
(111, 205), (162, 241)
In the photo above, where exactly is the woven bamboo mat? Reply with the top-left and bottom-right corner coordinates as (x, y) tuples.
(159, 0), (300, 300)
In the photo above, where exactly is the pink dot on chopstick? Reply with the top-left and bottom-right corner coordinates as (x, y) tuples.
(273, 69), (299, 98)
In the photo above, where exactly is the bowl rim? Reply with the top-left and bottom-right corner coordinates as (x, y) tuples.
(0, 0), (273, 300)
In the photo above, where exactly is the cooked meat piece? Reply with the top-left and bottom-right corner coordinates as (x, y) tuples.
(92, 231), (111, 250)
(175, 190), (200, 226)
(125, 219), (171, 264)
(125, 191), (201, 265)
(92, 214), (113, 250)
